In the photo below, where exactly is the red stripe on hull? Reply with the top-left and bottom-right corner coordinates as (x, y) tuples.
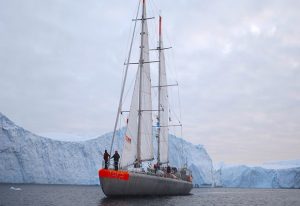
(99, 169), (129, 181)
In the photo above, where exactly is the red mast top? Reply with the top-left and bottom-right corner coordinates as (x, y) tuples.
(159, 16), (162, 37)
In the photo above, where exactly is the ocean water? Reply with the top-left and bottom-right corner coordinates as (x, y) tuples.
(0, 184), (300, 206)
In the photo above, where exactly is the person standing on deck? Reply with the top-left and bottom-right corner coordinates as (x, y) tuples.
(103, 150), (110, 169)
(111, 151), (120, 171)
(134, 158), (139, 168)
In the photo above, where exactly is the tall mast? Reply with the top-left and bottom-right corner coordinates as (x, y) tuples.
(109, 1), (141, 160)
(157, 16), (162, 165)
(137, 0), (146, 163)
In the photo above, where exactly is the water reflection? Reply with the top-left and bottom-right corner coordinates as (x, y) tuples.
(99, 196), (173, 206)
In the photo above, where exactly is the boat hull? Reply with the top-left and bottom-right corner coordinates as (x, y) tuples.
(99, 169), (193, 196)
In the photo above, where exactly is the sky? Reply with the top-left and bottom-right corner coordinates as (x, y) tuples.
(0, 0), (300, 165)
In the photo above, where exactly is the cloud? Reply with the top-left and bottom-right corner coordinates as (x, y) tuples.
(0, 0), (299, 164)
(250, 24), (261, 35)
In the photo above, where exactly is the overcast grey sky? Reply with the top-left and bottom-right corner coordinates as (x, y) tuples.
(0, 0), (299, 164)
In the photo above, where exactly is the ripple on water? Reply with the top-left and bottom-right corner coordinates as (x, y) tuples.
(0, 184), (300, 206)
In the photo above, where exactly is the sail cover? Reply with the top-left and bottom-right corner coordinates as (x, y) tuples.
(159, 39), (169, 164)
(121, 4), (153, 167)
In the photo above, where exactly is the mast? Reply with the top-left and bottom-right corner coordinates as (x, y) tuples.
(157, 16), (162, 165)
(137, 0), (146, 163)
(108, 1), (141, 160)
(121, 0), (153, 168)
(157, 15), (172, 165)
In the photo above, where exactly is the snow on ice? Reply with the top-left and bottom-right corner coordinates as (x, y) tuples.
(0, 113), (213, 185)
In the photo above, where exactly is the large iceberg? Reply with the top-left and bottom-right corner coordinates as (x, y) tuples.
(214, 164), (300, 188)
(0, 113), (213, 185)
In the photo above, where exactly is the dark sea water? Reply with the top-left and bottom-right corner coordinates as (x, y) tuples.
(0, 184), (300, 206)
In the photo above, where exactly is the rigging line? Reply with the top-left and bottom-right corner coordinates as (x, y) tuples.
(151, 1), (178, 105)
(180, 133), (185, 166)
(148, 0), (159, 46)
(169, 106), (181, 125)
(149, 0), (159, 15)
(145, 1), (159, 61)
(152, 0), (183, 165)
(164, 52), (178, 95)
(122, 1), (141, 65)
(109, 0), (141, 159)
(122, 3), (145, 105)
(143, 67), (152, 83)
(180, 123), (183, 138)
(149, 0), (160, 41)
(146, 3), (159, 90)
(164, 29), (178, 84)
(160, 35), (181, 129)
(177, 82), (183, 130)
(117, 111), (123, 150)
(166, 73), (181, 126)
(122, 70), (137, 105)
(168, 94), (181, 125)
(176, 89), (185, 167)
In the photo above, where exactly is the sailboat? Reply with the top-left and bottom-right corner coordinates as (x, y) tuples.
(99, 0), (193, 196)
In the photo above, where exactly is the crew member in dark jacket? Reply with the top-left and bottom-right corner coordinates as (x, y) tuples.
(103, 150), (110, 169)
(111, 151), (120, 171)
(167, 165), (171, 173)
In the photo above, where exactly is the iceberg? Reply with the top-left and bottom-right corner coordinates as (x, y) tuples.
(9, 186), (22, 191)
(214, 164), (300, 188)
(0, 112), (213, 185)
(260, 159), (300, 169)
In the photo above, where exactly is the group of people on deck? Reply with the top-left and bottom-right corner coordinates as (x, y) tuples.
(103, 150), (120, 170)
(103, 149), (142, 171)
(102, 149), (192, 182)
(103, 149), (171, 174)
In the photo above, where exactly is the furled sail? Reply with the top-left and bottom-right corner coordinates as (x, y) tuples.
(120, 2), (153, 167)
(158, 38), (169, 164)
(139, 4), (153, 161)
